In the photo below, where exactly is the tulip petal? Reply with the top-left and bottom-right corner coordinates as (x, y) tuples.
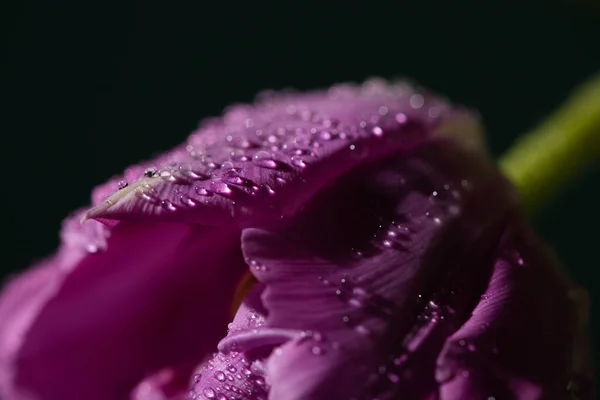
(0, 212), (245, 400)
(436, 222), (594, 400)
(241, 142), (520, 399)
(86, 80), (482, 227)
(190, 286), (272, 400)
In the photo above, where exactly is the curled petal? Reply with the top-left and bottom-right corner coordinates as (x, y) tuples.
(0, 212), (245, 400)
(190, 286), (273, 400)
(86, 80), (482, 227)
(241, 142), (520, 399)
(436, 223), (594, 400)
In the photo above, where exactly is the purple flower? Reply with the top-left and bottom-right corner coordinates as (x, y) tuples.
(0, 79), (592, 400)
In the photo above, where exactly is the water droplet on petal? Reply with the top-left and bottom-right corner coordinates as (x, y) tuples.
(221, 161), (235, 170)
(262, 184), (275, 195)
(372, 126), (383, 136)
(291, 156), (307, 168)
(180, 195), (197, 207)
(117, 180), (128, 190)
(214, 371), (226, 382)
(161, 200), (177, 212)
(395, 113), (408, 124)
(196, 187), (214, 197)
(159, 170), (177, 182)
(355, 325), (370, 335)
(213, 182), (232, 196)
(410, 94), (424, 109)
(202, 388), (216, 399)
(253, 150), (271, 161)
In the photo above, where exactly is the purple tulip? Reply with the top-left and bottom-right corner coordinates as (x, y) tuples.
(0, 79), (592, 400)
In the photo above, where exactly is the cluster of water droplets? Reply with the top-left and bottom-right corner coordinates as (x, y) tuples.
(100, 78), (453, 221)
(188, 352), (268, 400)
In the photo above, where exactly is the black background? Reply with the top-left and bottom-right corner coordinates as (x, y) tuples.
(2, 0), (599, 385)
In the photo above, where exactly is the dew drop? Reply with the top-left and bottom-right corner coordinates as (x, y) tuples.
(348, 298), (363, 308)
(221, 161), (235, 170)
(311, 346), (324, 355)
(216, 394), (227, 400)
(179, 165), (208, 180)
(227, 365), (237, 373)
(410, 94), (424, 109)
(214, 371), (226, 382)
(428, 107), (441, 118)
(202, 388), (216, 398)
(188, 390), (197, 399)
(117, 180), (128, 190)
(253, 150), (271, 161)
(159, 170), (177, 182)
(213, 182), (232, 196)
(137, 190), (160, 204)
(144, 168), (155, 177)
(290, 156), (307, 168)
(161, 200), (177, 212)
(320, 131), (332, 140)
(382, 240), (392, 248)
(193, 373), (202, 383)
(395, 112), (408, 124)
(372, 126), (383, 136)
(180, 195), (198, 207)
(355, 325), (370, 335)
(196, 187), (213, 197)
(262, 184), (276, 195)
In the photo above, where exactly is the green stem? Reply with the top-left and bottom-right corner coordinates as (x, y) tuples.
(499, 72), (600, 214)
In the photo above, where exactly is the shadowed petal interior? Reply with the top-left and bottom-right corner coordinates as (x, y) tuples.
(0, 214), (245, 400)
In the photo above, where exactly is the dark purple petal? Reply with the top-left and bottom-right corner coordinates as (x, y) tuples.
(240, 141), (586, 399)
(0, 211), (245, 400)
(436, 222), (593, 400)
(86, 80), (481, 227)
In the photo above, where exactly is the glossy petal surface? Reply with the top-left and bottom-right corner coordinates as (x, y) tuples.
(0, 212), (245, 400)
(87, 80), (481, 227)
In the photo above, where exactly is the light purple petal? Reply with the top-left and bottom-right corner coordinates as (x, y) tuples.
(0, 211), (245, 400)
(86, 80), (482, 227)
